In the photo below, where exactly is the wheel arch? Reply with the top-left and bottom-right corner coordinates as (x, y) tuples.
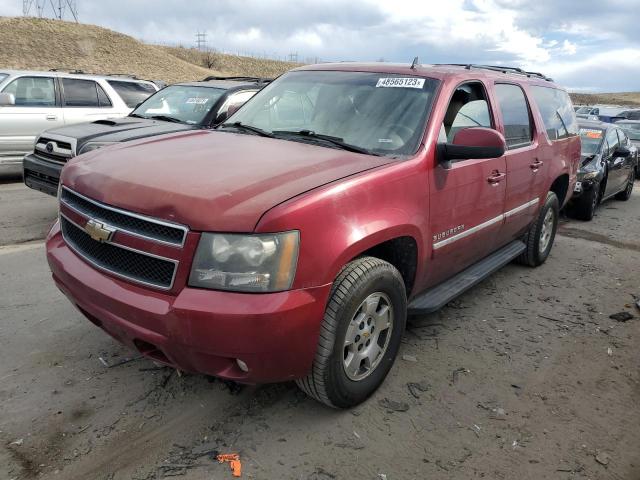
(549, 174), (570, 207)
(332, 228), (422, 298)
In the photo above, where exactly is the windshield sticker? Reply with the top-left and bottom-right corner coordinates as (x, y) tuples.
(376, 77), (425, 89)
(579, 128), (603, 139)
(186, 97), (209, 105)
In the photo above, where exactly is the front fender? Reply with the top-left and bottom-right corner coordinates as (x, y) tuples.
(255, 158), (429, 290)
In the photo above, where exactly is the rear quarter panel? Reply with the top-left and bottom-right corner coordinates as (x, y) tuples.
(523, 83), (580, 208)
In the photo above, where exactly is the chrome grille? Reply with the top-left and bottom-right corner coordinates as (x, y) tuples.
(35, 137), (73, 164)
(60, 216), (177, 289)
(61, 187), (187, 246)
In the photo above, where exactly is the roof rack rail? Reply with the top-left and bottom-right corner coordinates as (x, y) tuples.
(201, 75), (272, 84)
(48, 68), (86, 74)
(436, 64), (553, 82)
(103, 73), (141, 80)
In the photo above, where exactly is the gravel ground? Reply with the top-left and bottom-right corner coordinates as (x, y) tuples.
(1, 182), (638, 480)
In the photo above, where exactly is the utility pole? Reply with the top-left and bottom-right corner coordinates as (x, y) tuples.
(195, 32), (207, 51)
(23, 0), (78, 22)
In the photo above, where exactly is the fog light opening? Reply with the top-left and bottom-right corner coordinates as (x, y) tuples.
(236, 358), (249, 372)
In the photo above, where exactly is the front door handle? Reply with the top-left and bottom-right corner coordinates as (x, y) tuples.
(487, 171), (506, 185)
(530, 159), (544, 171)
(46, 115), (58, 121)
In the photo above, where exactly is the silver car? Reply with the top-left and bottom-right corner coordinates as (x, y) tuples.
(0, 70), (158, 174)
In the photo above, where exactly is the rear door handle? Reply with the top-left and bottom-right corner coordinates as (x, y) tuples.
(487, 171), (506, 185)
(530, 159), (544, 171)
(46, 115), (58, 121)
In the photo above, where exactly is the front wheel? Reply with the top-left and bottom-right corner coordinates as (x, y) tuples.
(517, 191), (559, 267)
(296, 257), (407, 408)
(573, 182), (600, 221)
(615, 172), (635, 201)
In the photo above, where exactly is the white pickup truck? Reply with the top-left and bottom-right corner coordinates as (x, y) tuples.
(0, 70), (159, 175)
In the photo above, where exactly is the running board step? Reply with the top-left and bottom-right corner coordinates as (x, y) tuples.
(408, 240), (526, 315)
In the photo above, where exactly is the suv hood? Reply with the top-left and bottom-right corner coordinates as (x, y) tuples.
(44, 117), (195, 152)
(62, 130), (393, 231)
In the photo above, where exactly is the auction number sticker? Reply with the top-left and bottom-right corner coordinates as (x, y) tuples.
(376, 77), (425, 89)
(579, 128), (603, 139)
(186, 97), (209, 105)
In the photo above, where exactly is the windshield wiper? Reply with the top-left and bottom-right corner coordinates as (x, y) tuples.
(273, 130), (373, 155)
(218, 122), (275, 138)
(129, 113), (146, 119)
(147, 115), (184, 124)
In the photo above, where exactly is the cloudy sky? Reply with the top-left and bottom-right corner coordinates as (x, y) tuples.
(2, 0), (639, 91)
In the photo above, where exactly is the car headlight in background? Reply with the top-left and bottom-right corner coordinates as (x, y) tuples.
(78, 141), (117, 155)
(579, 170), (599, 181)
(189, 231), (299, 292)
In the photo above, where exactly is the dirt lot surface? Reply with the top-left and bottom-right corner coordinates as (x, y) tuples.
(1, 182), (639, 480)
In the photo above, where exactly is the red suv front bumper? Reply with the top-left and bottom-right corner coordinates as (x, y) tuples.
(46, 222), (331, 383)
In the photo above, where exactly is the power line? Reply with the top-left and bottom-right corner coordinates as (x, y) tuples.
(23, 0), (78, 22)
(195, 31), (207, 51)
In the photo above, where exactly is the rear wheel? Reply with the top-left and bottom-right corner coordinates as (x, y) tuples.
(517, 191), (559, 267)
(615, 172), (635, 201)
(296, 257), (407, 408)
(573, 182), (600, 221)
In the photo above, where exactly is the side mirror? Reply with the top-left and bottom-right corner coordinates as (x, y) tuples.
(614, 145), (632, 158)
(0, 92), (15, 106)
(440, 127), (506, 168)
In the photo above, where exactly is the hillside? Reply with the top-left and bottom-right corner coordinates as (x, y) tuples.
(569, 92), (640, 107)
(0, 17), (295, 83)
(159, 46), (300, 79)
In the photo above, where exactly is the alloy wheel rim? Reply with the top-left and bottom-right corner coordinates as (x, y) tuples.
(343, 292), (394, 381)
(539, 208), (555, 252)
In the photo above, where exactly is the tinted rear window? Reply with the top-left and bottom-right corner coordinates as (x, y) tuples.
(107, 80), (157, 108)
(495, 83), (533, 150)
(62, 78), (111, 107)
(530, 86), (578, 141)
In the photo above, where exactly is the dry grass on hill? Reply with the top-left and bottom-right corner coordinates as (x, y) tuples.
(570, 92), (640, 107)
(0, 17), (296, 83)
(159, 46), (300, 79)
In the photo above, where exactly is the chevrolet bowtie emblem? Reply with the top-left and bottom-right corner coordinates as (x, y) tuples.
(84, 219), (115, 243)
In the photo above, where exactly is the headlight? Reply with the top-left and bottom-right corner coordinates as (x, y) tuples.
(189, 231), (299, 292)
(579, 171), (599, 181)
(78, 142), (117, 155)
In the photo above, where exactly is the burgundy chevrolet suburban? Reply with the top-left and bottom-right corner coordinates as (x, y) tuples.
(46, 63), (580, 408)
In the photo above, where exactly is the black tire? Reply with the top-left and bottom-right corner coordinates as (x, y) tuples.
(615, 172), (634, 201)
(516, 191), (559, 267)
(573, 182), (599, 221)
(296, 257), (407, 408)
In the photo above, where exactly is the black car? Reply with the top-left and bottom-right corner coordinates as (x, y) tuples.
(23, 76), (270, 196)
(570, 120), (637, 220)
(615, 120), (640, 178)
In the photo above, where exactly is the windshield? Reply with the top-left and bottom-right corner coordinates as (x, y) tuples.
(616, 122), (640, 141)
(223, 70), (438, 156)
(579, 127), (604, 155)
(132, 85), (225, 125)
(576, 107), (593, 114)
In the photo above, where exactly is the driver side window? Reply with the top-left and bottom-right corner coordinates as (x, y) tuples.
(442, 82), (492, 144)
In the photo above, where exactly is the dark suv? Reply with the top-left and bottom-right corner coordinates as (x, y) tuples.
(47, 63), (580, 408)
(23, 76), (269, 196)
